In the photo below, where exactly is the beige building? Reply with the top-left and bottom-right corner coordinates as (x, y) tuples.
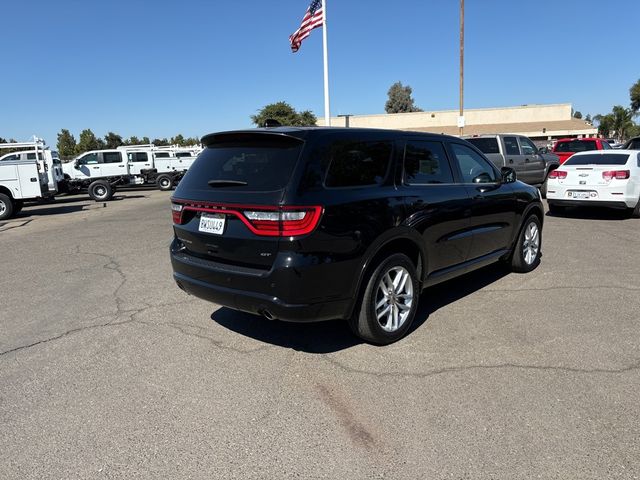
(318, 103), (597, 144)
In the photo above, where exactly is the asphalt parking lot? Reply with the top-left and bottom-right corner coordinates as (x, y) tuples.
(1, 190), (639, 479)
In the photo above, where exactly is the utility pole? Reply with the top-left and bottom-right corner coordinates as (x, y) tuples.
(459, 0), (465, 136)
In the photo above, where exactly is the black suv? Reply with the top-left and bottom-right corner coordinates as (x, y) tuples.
(170, 128), (543, 344)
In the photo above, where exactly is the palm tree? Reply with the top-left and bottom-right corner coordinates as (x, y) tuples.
(611, 106), (634, 142)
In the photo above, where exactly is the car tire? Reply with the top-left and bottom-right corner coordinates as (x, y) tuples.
(0, 193), (14, 220)
(88, 180), (113, 202)
(547, 203), (564, 215)
(349, 253), (419, 345)
(157, 174), (174, 191)
(539, 177), (548, 199)
(511, 215), (542, 273)
(630, 198), (640, 218)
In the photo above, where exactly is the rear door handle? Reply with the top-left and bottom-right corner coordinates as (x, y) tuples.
(525, 158), (530, 163)
(508, 159), (514, 164)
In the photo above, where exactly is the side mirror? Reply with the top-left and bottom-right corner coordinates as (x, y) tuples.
(73, 162), (80, 170)
(472, 172), (493, 184)
(501, 167), (516, 183)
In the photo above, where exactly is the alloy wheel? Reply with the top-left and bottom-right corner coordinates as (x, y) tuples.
(374, 266), (414, 332)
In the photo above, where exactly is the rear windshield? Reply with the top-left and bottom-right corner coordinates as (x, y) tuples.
(178, 138), (302, 192)
(466, 137), (499, 154)
(564, 153), (630, 166)
(554, 140), (598, 153)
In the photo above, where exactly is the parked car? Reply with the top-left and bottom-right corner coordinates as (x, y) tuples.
(624, 136), (640, 150)
(466, 134), (559, 198)
(552, 138), (611, 164)
(546, 150), (640, 216)
(170, 127), (544, 344)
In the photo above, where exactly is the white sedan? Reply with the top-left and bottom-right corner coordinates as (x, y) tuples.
(546, 149), (640, 216)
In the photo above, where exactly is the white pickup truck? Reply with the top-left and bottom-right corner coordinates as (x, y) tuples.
(0, 141), (58, 220)
(61, 145), (200, 198)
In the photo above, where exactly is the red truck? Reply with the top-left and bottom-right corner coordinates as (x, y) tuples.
(552, 138), (612, 164)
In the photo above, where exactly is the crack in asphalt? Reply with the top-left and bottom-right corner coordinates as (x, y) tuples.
(321, 355), (640, 380)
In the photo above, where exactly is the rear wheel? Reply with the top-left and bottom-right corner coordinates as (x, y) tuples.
(511, 215), (542, 273)
(630, 198), (640, 218)
(157, 174), (174, 191)
(0, 193), (15, 220)
(539, 178), (548, 199)
(349, 253), (419, 345)
(547, 203), (564, 215)
(88, 180), (113, 202)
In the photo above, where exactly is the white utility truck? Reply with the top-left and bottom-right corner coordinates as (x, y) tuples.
(0, 140), (58, 220)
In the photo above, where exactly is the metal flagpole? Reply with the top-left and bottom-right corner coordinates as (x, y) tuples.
(322, 0), (331, 126)
(459, 0), (464, 136)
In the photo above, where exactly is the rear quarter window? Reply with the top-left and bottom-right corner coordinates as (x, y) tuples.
(466, 138), (499, 154)
(323, 140), (392, 188)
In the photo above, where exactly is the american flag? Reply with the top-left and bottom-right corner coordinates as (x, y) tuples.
(289, 0), (324, 53)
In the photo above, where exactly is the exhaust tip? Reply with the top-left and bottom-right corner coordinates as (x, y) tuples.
(260, 309), (275, 321)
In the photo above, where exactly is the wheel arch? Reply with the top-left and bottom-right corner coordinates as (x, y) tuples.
(0, 185), (14, 200)
(346, 229), (427, 319)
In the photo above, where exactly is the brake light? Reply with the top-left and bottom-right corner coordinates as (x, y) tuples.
(243, 208), (322, 236)
(602, 170), (630, 181)
(549, 170), (567, 179)
(171, 203), (184, 224)
(171, 200), (323, 237)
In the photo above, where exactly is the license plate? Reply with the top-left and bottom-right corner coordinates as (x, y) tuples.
(198, 213), (226, 235)
(569, 191), (590, 199)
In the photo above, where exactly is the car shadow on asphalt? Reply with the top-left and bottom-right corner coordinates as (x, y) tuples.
(546, 206), (632, 221)
(14, 204), (87, 218)
(210, 263), (510, 354)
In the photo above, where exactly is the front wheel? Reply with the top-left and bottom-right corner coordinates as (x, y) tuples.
(349, 253), (419, 345)
(0, 193), (14, 220)
(511, 215), (542, 273)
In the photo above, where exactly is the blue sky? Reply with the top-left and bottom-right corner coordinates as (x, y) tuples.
(1, 0), (638, 146)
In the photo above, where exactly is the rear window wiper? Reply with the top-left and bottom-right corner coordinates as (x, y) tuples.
(207, 179), (248, 187)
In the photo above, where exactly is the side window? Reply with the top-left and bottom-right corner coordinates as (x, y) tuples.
(2, 154), (20, 162)
(404, 141), (454, 184)
(503, 137), (520, 155)
(519, 137), (538, 155)
(77, 153), (99, 165)
(26, 153), (37, 160)
(128, 152), (148, 162)
(154, 152), (170, 158)
(451, 143), (497, 184)
(103, 152), (122, 163)
(602, 141), (611, 150)
(324, 140), (392, 188)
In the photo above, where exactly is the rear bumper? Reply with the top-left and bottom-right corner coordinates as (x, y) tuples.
(170, 243), (354, 322)
(547, 199), (629, 209)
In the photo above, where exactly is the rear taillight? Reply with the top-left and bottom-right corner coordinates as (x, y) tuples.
(171, 203), (184, 224)
(549, 170), (567, 179)
(242, 207), (323, 236)
(602, 170), (630, 181)
(170, 201), (323, 237)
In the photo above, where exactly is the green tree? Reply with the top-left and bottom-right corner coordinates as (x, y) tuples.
(76, 129), (101, 154)
(585, 114), (592, 124)
(142, 136), (151, 145)
(251, 101), (317, 127)
(125, 136), (140, 146)
(611, 105), (634, 141)
(104, 132), (124, 149)
(593, 114), (613, 137)
(152, 138), (170, 146)
(56, 129), (77, 158)
(385, 81), (423, 114)
(630, 78), (640, 114)
(573, 111), (583, 119)
(171, 134), (185, 146)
